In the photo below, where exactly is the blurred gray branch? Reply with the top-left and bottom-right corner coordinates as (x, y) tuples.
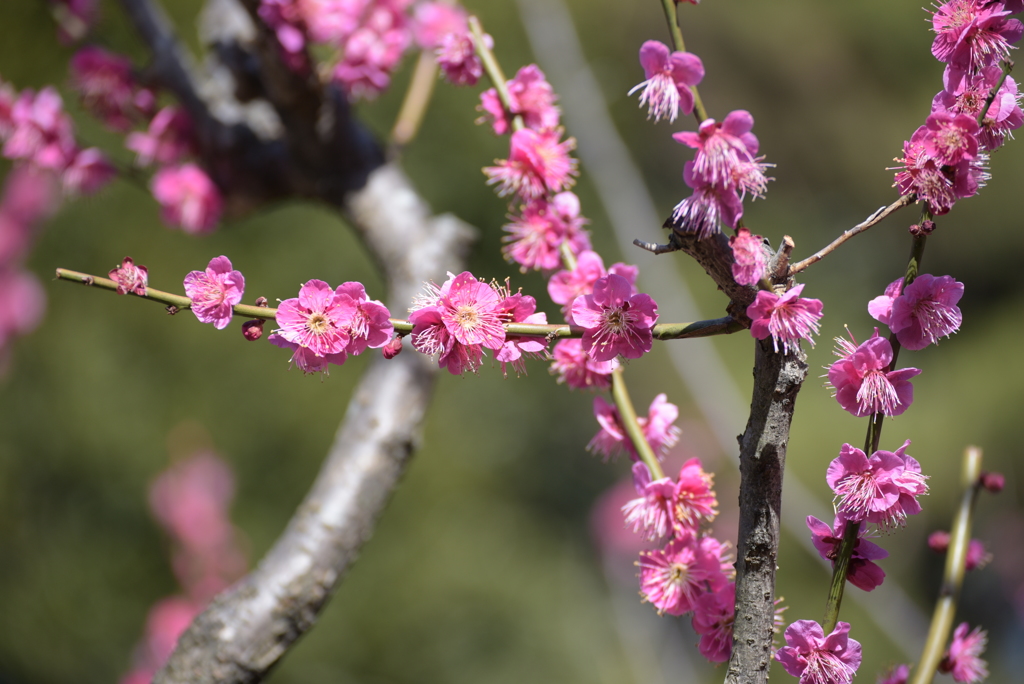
(117, 0), (473, 681)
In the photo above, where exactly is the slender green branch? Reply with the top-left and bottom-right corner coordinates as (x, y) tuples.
(978, 60), (1012, 128)
(56, 267), (742, 340)
(657, 0), (706, 123)
(390, 50), (439, 148)
(610, 368), (665, 480)
(468, 16), (523, 132)
(908, 446), (985, 684)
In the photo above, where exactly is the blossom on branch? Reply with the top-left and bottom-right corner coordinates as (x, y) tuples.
(483, 128), (578, 201)
(69, 45), (154, 131)
(151, 163), (222, 234)
(746, 283), (823, 354)
(868, 274), (963, 351)
(270, 279), (357, 374)
(827, 329), (921, 417)
(548, 338), (617, 390)
(478, 65), (560, 135)
(935, 64), (1024, 151)
(637, 532), (731, 616)
(940, 623), (989, 683)
(931, 0), (1022, 73)
(570, 274), (658, 362)
(806, 515), (888, 592)
(108, 256), (148, 296)
(826, 441), (928, 530)
(775, 620), (863, 684)
(548, 250), (636, 313)
(729, 227), (767, 286)
(183, 256), (245, 330)
(587, 393), (680, 462)
(628, 40), (704, 123)
(502, 191), (590, 272)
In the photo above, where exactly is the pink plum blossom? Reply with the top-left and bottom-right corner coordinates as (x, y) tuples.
(935, 64), (1024, 150)
(409, 271), (506, 375)
(746, 283), (823, 354)
(69, 46), (153, 131)
(827, 441), (929, 530)
(807, 515), (888, 592)
(877, 664), (910, 684)
(892, 124), (987, 215)
(62, 147), (115, 195)
(547, 250), (637, 312)
(622, 457), (717, 541)
(571, 274), (658, 362)
(411, 1), (467, 49)
(691, 583), (735, 663)
(868, 274), (963, 351)
(183, 256), (245, 330)
(331, 3), (412, 100)
(931, 0), (1022, 72)
(669, 457), (719, 533)
(151, 163), (223, 233)
(548, 338), (617, 390)
(126, 106), (195, 167)
(827, 330), (921, 417)
(922, 111), (981, 166)
(628, 40), (704, 123)
(478, 65), (560, 135)
(928, 531), (992, 570)
(108, 256), (148, 296)
(494, 286), (547, 376)
(669, 168), (745, 238)
(3, 87), (77, 171)
(272, 279), (357, 373)
(436, 30), (486, 86)
(621, 461), (677, 541)
(673, 110), (769, 193)
(729, 227), (766, 286)
(483, 127), (578, 201)
(775, 620), (863, 684)
(637, 533), (731, 616)
(502, 192), (591, 272)
(939, 623), (989, 683)
(333, 281), (393, 355)
(587, 393), (680, 462)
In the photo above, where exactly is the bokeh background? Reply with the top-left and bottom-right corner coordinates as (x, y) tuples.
(1, 0), (1023, 682)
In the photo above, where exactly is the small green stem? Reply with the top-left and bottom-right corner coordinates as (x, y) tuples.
(56, 267), (742, 340)
(657, 0), (707, 124)
(610, 368), (665, 480)
(558, 241), (578, 272)
(822, 520), (860, 633)
(908, 446), (984, 684)
(978, 61), (1012, 128)
(468, 16), (523, 132)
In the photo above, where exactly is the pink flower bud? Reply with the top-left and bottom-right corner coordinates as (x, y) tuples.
(928, 530), (951, 553)
(381, 335), (403, 359)
(242, 319), (264, 341)
(981, 472), (1004, 493)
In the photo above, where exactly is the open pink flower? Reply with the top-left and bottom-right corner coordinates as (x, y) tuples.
(622, 456), (717, 541)
(548, 338), (617, 390)
(494, 288), (547, 376)
(3, 87), (77, 170)
(747, 283), (823, 354)
(502, 192), (590, 272)
(670, 457), (718, 533)
(691, 583), (735, 663)
(729, 227), (766, 286)
(827, 441), (928, 530)
(333, 281), (393, 355)
(868, 274), (963, 351)
(935, 64), (1024, 151)
(628, 40), (704, 123)
(108, 256), (148, 296)
(483, 128), (578, 201)
(637, 533), (730, 616)
(126, 106), (195, 167)
(183, 256), (245, 330)
(807, 515), (888, 592)
(827, 329), (921, 417)
(931, 0), (1022, 72)
(939, 623), (989, 683)
(673, 110), (767, 191)
(588, 393), (680, 462)
(274, 279), (356, 361)
(892, 125), (987, 215)
(776, 620), (862, 684)
(621, 461), (677, 541)
(478, 64), (560, 135)
(571, 273), (658, 362)
(548, 250), (637, 311)
(151, 163), (222, 233)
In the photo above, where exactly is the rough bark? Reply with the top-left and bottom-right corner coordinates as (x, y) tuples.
(724, 340), (808, 684)
(116, 0), (475, 681)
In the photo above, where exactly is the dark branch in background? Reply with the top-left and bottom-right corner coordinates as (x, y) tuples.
(116, 0), (474, 682)
(726, 342), (807, 684)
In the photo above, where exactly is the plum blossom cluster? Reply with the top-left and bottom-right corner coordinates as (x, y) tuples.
(408, 271), (548, 376)
(0, 168), (55, 372)
(64, 44), (224, 233)
(893, 0), (1024, 214)
(0, 74), (115, 196)
(122, 450), (247, 684)
(746, 284), (824, 355)
(271, 278), (394, 375)
(258, 0), (462, 99)
(625, 455), (741, 663)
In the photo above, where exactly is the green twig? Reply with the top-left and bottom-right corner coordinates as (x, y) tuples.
(610, 368), (664, 480)
(468, 16), (523, 132)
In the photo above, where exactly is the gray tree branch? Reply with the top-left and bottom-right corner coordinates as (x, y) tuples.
(116, 0), (475, 681)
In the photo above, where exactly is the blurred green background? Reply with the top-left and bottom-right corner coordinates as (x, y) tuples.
(1, 0), (1022, 682)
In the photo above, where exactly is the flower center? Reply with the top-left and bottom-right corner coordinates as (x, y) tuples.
(454, 304), (480, 331)
(306, 312), (332, 335)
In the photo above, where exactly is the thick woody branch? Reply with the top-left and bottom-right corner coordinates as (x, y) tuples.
(725, 340), (807, 684)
